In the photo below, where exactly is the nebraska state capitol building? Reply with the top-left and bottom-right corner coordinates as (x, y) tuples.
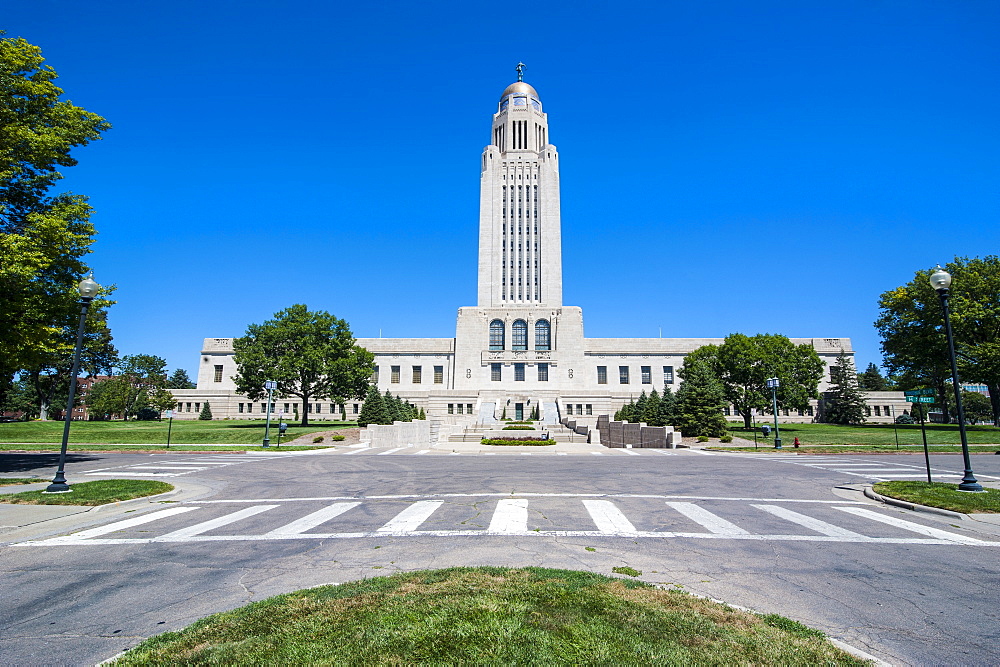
(172, 73), (859, 425)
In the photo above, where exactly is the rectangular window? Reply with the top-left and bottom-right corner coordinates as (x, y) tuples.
(884, 405), (891, 416)
(807, 406), (814, 416)
(491, 363), (502, 381)
(262, 404), (268, 413)
(391, 366), (400, 383)
(597, 366), (607, 384)
(619, 366), (630, 384)
(457, 403), (464, 414)
(195, 403), (201, 413)
(874, 406), (881, 416)
(723, 407), (730, 415)
(353, 404), (359, 414)
(576, 404), (583, 415)
(434, 366), (444, 383)
(514, 363), (525, 381)
(331, 404), (337, 414)
(186, 402), (192, 412)
(238, 403), (244, 413)
(373, 366), (379, 383)
(586, 404), (592, 415)
(315, 404), (322, 413)
(448, 403), (454, 414)
(284, 403), (290, 413)
(412, 366), (422, 384)
(566, 404), (574, 415)
(306, 403), (312, 413)
(537, 363), (548, 381)
(214, 365), (223, 382)
(663, 366), (674, 384)
(641, 366), (651, 384)
(467, 404), (473, 414)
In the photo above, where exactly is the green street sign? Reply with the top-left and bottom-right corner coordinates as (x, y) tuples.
(904, 389), (935, 396)
(905, 396), (935, 403)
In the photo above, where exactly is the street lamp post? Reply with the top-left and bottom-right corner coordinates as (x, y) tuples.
(766, 377), (782, 449)
(929, 265), (983, 492)
(44, 274), (100, 494)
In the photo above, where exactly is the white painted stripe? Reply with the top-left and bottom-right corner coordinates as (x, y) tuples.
(556, 452), (568, 456)
(129, 466), (210, 470)
(449, 452), (461, 455)
(158, 506), (277, 539)
(666, 502), (749, 535)
(583, 500), (637, 534)
(264, 503), (360, 537)
(621, 450), (641, 456)
(686, 449), (715, 455)
(342, 448), (368, 455)
(45, 507), (197, 541)
(591, 452), (605, 456)
(189, 493), (868, 505)
(830, 468), (917, 472)
(488, 499), (528, 533)
(377, 447), (406, 455)
(834, 506), (988, 545)
(415, 450), (430, 455)
(85, 471), (183, 477)
(484, 453), (496, 456)
(654, 450), (676, 455)
(377, 500), (444, 533)
(753, 504), (864, 538)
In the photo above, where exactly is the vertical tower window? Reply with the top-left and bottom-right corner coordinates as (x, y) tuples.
(213, 365), (223, 382)
(512, 320), (528, 350)
(391, 366), (400, 383)
(663, 366), (674, 384)
(619, 366), (630, 384)
(434, 366), (444, 384)
(534, 319), (551, 350)
(597, 366), (607, 384)
(412, 366), (422, 384)
(537, 363), (548, 381)
(641, 366), (652, 384)
(489, 320), (505, 350)
(491, 363), (502, 381)
(514, 363), (525, 381)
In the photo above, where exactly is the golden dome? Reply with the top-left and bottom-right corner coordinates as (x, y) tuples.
(499, 81), (539, 101)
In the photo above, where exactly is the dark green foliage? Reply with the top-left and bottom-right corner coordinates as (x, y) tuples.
(357, 385), (389, 427)
(895, 413), (914, 425)
(953, 390), (993, 425)
(643, 389), (661, 425)
(857, 363), (891, 391)
(821, 349), (867, 425)
(198, 401), (213, 420)
(85, 354), (169, 420)
(633, 391), (647, 422)
(659, 386), (677, 426)
(418, 407), (426, 420)
(672, 358), (729, 438)
(136, 407), (159, 421)
(167, 369), (196, 389)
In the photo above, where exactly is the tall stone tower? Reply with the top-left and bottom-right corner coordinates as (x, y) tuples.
(477, 79), (562, 307)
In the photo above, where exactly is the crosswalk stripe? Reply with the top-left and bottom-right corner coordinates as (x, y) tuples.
(85, 471), (183, 477)
(666, 502), (749, 536)
(583, 500), (637, 534)
(753, 504), (864, 538)
(159, 506), (277, 540)
(48, 507), (197, 541)
(488, 499), (528, 533)
(264, 502), (360, 537)
(591, 452), (605, 456)
(556, 452), (568, 456)
(129, 466), (210, 470)
(621, 450), (641, 456)
(415, 450), (430, 455)
(342, 448), (368, 455)
(377, 500), (444, 533)
(377, 447), (406, 455)
(833, 506), (987, 545)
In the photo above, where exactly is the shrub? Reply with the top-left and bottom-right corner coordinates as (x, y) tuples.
(696, 435), (709, 442)
(136, 407), (159, 421)
(503, 425), (534, 430)
(895, 414), (914, 425)
(719, 434), (733, 443)
(481, 438), (557, 446)
(312, 436), (324, 443)
(331, 435), (345, 441)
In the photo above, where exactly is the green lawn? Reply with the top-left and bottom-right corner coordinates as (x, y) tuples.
(111, 567), (865, 666)
(726, 421), (1000, 446)
(873, 481), (1000, 514)
(0, 420), (353, 445)
(0, 479), (173, 505)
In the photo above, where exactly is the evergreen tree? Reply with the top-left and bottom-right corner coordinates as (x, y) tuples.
(644, 389), (661, 425)
(418, 407), (426, 420)
(822, 349), (867, 425)
(340, 405), (347, 421)
(633, 391), (648, 423)
(659, 385), (677, 426)
(167, 369), (196, 389)
(383, 390), (400, 423)
(357, 385), (389, 427)
(198, 401), (213, 420)
(672, 359), (729, 437)
(857, 363), (890, 391)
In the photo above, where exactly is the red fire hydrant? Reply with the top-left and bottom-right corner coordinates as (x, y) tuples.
(793, 437), (800, 448)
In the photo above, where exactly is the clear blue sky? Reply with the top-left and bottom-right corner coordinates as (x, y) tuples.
(7, 0), (999, 380)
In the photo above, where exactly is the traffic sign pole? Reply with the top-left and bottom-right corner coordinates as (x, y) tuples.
(263, 381), (277, 447)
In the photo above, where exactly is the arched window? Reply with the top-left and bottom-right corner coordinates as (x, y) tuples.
(489, 320), (505, 351)
(512, 320), (528, 351)
(534, 319), (551, 350)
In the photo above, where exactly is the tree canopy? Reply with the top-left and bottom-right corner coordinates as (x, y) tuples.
(821, 349), (867, 425)
(85, 354), (171, 420)
(232, 305), (375, 425)
(876, 256), (1000, 425)
(0, 34), (113, 404)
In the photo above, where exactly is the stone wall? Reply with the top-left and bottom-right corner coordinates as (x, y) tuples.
(359, 420), (431, 448)
(595, 415), (682, 448)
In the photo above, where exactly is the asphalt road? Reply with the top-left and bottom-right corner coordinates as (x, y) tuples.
(2, 448), (999, 665)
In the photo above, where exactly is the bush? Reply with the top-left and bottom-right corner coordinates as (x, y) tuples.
(502, 425), (534, 430)
(331, 435), (345, 441)
(696, 435), (709, 442)
(895, 414), (914, 425)
(481, 438), (557, 446)
(135, 407), (159, 421)
(312, 436), (324, 443)
(719, 434), (733, 443)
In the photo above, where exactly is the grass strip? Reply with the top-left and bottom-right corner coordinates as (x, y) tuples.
(482, 438), (557, 446)
(0, 420), (352, 444)
(0, 477), (43, 486)
(0, 479), (174, 505)
(710, 445), (1000, 454)
(0, 444), (326, 452)
(873, 481), (1000, 514)
(111, 567), (865, 666)
(726, 422), (1000, 446)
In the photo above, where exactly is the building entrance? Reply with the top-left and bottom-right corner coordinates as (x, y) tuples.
(515, 403), (524, 420)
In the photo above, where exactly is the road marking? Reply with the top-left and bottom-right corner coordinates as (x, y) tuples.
(833, 506), (988, 545)
(666, 502), (749, 536)
(128, 466), (211, 470)
(556, 452), (568, 456)
(583, 500), (637, 534)
(44, 507), (197, 542)
(264, 502), (361, 537)
(653, 450), (677, 455)
(686, 449), (715, 455)
(415, 450), (430, 455)
(488, 499), (528, 533)
(830, 468), (917, 472)
(621, 450), (641, 456)
(158, 506), (277, 540)
(85, 471), (184, 477)
(520, 453), (532, 456)
(753, 504), (864, 538)
(377, 500), (443, 533)
(342, 448), (368, 455)
(590, 452), (605, 456)
(377, 447), (406, 455)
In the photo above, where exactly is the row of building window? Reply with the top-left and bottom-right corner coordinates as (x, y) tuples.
(565, 404), (593, 415)
(447, 403), (475, 415)
(490, 319), (550, 350)
(374, 365), (445, 384)
(723, 406), (816, 417)
(491, 362), (548, 381)
(238, 403), (360, 415)
(596, 366), (674, 385)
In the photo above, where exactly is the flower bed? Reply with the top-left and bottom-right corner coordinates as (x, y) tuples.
(502, 425), (535, 430)
(481, 438), (557, 446)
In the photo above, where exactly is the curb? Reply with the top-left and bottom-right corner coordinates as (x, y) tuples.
(863, 485), (967, 520)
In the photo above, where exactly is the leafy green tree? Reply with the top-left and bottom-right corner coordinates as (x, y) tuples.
(149, 387), (176, 417)
(85, 354), (168, 420)
(0, 34), (113, 404)
(673, 358), (729, 438)
(198, 401), (213, 420)
(857, 363), (891, 391)
(952, 391), (992, 425)
(357, 384), (389, 427)
(167, 369), (195, 389)
(691, 334), (824, 429)
(821, 349), (867, 425)
(233, 305), (375, 426)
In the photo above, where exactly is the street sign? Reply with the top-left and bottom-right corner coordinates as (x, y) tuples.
(904, 389), (935, 396)
(906, 396), (935, 403)
(264, 381), (277, 390)
(165, 410), (173, 418)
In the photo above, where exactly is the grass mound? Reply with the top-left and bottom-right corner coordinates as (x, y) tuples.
(112, 567), (865, 665)
(874, 481), (1000, 513)
(0, 479), (174, 505)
